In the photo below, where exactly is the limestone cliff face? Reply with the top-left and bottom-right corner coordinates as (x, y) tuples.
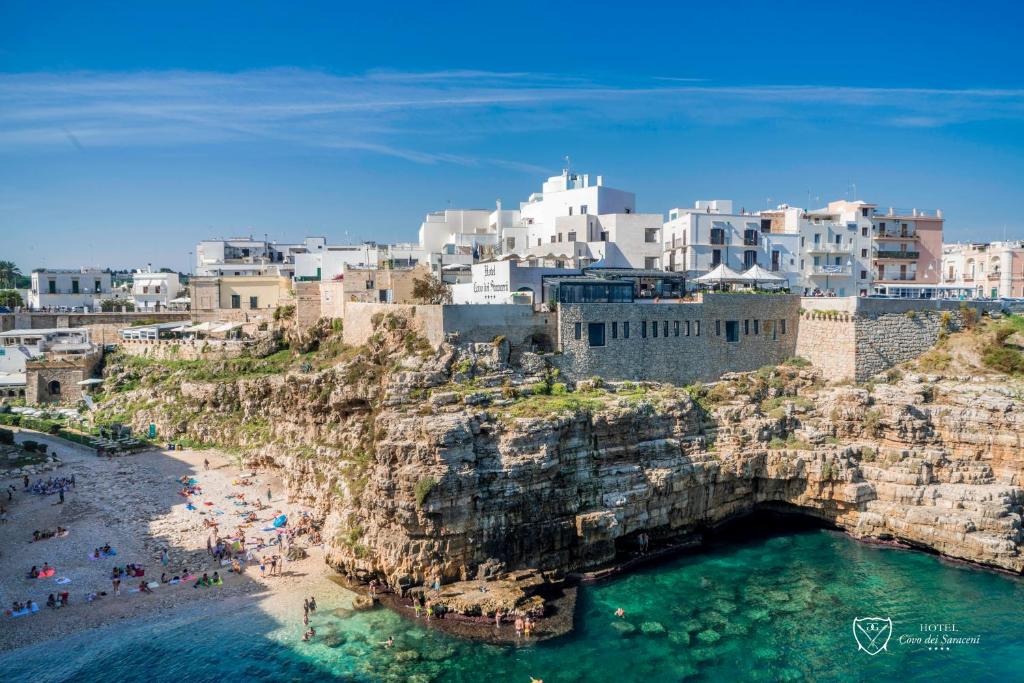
(97, 320), (1024, 587)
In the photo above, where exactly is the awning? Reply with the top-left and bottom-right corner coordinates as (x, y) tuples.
(741, 265), (787, 282)
(695, 264), (745, 283)
(211, 322), (244, 333)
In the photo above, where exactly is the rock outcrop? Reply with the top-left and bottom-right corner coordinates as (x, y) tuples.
(96, 316), (1024, 599)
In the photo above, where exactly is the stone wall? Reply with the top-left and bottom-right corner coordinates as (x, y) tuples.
(118, 338), (253, 361)
(294, 281), (322, 329)
(26, 350), (102, 404)
(795, 312), (858, 381)
(854, 310), (960, 381)
(342, 303), (556, 350)
(555, 293), (801, 384)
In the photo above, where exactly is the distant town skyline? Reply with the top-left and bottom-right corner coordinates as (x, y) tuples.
(3, 1), (1024, 269)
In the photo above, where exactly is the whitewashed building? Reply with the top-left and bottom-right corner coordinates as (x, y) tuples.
(942, 241), (1024, 299)
(451, 259), (580, 304)
(131, 268), (183, 311)
(518, 171), (662, 270)
(662, 201), (802, 289)
(28, 269), (113, 311)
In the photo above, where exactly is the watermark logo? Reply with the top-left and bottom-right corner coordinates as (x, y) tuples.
(853, 617), (893, 655)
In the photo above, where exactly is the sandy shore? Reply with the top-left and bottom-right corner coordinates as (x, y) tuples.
(0, 429), (333, 653)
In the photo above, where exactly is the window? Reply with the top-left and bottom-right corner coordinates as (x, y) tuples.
(743, 229), (758, 246)
(95, 280), (102, 291)
(143, 286), (149, 294)
(711, 249), (722, 267)
(673, 321), (680, 336)
(743, 250), (757, 268)
(611, 322), (618, 339)
(645, 257), (660, 270)
(813, 256), (821, 267)
(771, 251), (780, 272)
(249, 296), (258, 309)
(641, 321), (647, 338)
(862, 227), (868, 237)
(663, 321), (668, 337)
(653, 321), (658, 338)
(835, 235), (842, 245)
(725, 320), (739, 343)
(71, 280), (80, 294)
(581, 205), (588, 214)
(557, 233), (563, 243)
(599, 231), (609, 241)
(861, 248), (868, 258)
(753, 319), (759, 335)
(685, 321), (691, 336)
(744, 319), (750, 335)
(588, 323), (606, 347)
(861, 270), (868, 279)
(550, 236), (556, 243)
(766, 320), (776, 340)
(568, 207), (573, 216)
(574, 322), (581, 340)
(48, 280), (56, 294)
(862, 208), (870, 217)
(567, 231), (577, 242)
(695, 321), (701, 336)
(645, 228), (658, 243)
(761, 218), (772, 233)
(813, 233), (821, 245)
(780, 319), (787, 335)
(624, 322), (630, 339)
(715, 320), (721, 336)
(155, 286), (161, 294)
(230, 294), (241, 309)
(710, 227), (725, 245)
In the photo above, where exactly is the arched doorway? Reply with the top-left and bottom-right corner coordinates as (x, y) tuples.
(48, 380), (61, 397)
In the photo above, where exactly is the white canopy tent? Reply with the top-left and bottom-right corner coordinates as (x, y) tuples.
(741, 265), (788, 288)
(694, 264), (746, 284)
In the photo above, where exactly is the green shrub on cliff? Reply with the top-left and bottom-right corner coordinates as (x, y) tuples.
(414, 477), (437, 507)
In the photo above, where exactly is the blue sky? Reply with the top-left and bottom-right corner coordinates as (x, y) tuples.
(2, 1), (1023, 270)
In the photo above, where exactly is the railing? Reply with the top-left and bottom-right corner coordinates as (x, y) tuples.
(805, 244), (852, 254)
(877, 274), (918, 281)
(807, 266), (852, 276)
(875, 251), (920, 259)
(885, 208), (942, 218)
(875, 230), (917, 239)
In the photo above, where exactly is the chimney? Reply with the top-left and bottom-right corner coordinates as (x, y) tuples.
(596, 175), (603, 186)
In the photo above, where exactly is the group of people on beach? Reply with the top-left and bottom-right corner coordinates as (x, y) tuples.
(24, 474), (74, 496)
(31, 527), (68, 542)
(26, 562), (55, 578)
(45, 591), (70, 608)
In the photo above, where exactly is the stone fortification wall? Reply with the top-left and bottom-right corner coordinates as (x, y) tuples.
(118, 338), (253, 361)
(26, 350), (103, 404)
(555, 293), (801, 385)
(795, 312), (858, 381)
(795, 297), (999, 381)
(342, 303), (555, 350)
(853, 310), (960, 381)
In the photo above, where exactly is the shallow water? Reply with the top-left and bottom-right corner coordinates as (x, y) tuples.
(3, 527), (1021, 682)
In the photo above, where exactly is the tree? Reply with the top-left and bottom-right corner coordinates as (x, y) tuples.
(0, 261), (21, 289)
(412, 274), (452, 304)
(0, 290), (23, 308)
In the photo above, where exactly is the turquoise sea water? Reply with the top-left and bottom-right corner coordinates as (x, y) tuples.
(3, 526), (1021, 683)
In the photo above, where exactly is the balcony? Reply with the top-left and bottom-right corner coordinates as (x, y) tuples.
(805, 244), (852, 255)
(807, 265), (852, 277)
(876, 274), (918, 282)
(875, 251), (920, 260)
(884, 207), (942, 218)
(875, 230), (917, 240)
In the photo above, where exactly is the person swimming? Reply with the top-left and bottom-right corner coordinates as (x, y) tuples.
(614, 608), (625, 618)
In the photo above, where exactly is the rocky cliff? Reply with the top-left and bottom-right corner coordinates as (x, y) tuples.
(96, 314), (1024, 596)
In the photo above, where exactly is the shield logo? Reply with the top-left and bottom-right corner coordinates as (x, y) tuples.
(853, 617), (893, 655)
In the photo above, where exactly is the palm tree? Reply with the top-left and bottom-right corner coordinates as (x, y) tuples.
(0, 261), (21, 289)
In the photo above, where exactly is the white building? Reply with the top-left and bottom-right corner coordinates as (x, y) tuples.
(942, 241), (1024, 299)
(451, 259), (580, 304)
(131, 268), (183, 311)
(293, 241), (384, 281)
(662, 201), (802, 289)
(28, 269), (113, 311)
(195, 237), (310, 278)
(519, 171), (662, 270)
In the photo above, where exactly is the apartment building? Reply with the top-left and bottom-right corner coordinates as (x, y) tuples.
(131, 268), (182, 311)
(942, 241), (1024, 299)
(28, 269), (113, 311)
(519, 171), (662, 270)
(870, 207), (944, 292)
(662, 200), (802, 289)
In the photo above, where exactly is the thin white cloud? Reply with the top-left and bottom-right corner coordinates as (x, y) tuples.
(0, 69), (1021, 167)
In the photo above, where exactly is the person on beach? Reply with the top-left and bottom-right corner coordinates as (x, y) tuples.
(204, 458), (209, 471)
(383, 636), (394, 649)
(303, 627), (315, 641)
(113, 576), (121, 595)
(23, 475), (29, 489)
(259, 558), (266, 578)
(495, 610), (502, 627)
(515, 615), (524, 635)
(308, 596), (317, 612)
(266, 487), (272, 503)
(161, 549), (169, 567)
(58, 489), (64, 504)
(303, 598), (309, 617)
